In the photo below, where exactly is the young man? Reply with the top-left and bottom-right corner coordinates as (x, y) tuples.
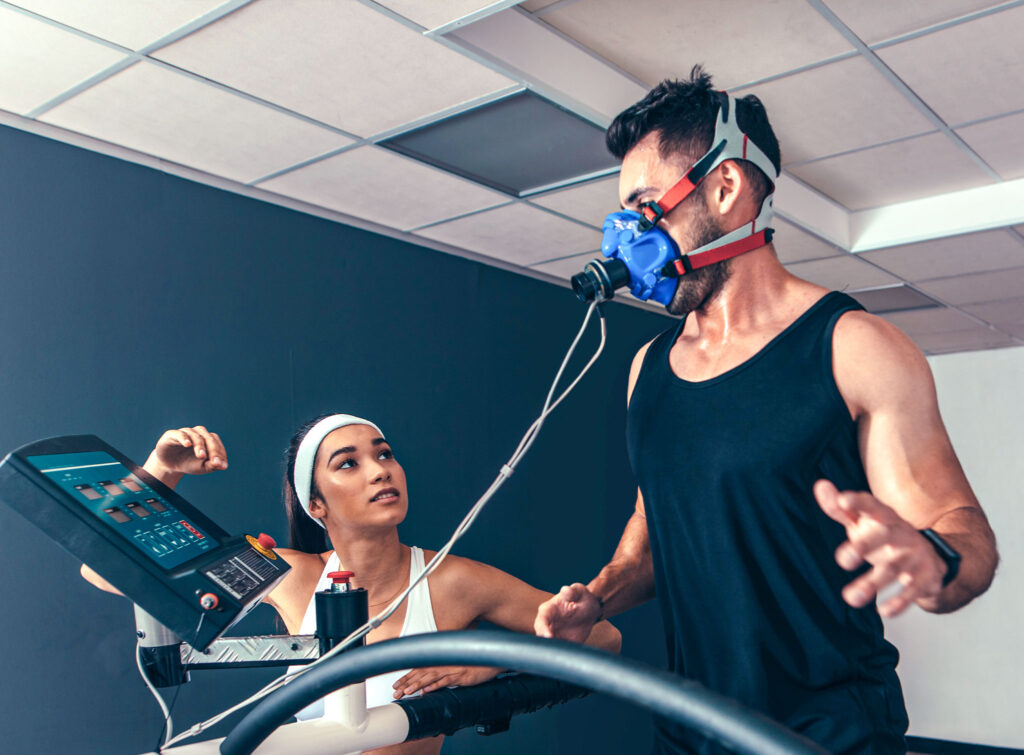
(535, 67), (997, 754)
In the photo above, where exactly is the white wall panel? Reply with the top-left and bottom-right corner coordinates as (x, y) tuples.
(885, 346), (1024, 746)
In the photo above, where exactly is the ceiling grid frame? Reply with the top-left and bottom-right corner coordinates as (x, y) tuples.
(0, 0), (1021, 353)
(727, 0), (1024, 93)
(354, 0), (629, 146)
(803, 0), (1002, 181)
(18, 0), (257, 119)
(0, 0), (134, 53)
(246, 84), (526, 186)
(423, 0), (530, 36)
(354, 0), (644, 247)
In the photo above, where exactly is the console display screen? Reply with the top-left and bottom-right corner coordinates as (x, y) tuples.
(27, 451), (217, 570)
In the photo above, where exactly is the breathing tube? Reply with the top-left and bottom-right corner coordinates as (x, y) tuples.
(161, 301), (608, 750)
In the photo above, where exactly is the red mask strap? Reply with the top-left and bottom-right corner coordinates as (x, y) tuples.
(673, 228), (774, 275)
(639, 140), (727, 230)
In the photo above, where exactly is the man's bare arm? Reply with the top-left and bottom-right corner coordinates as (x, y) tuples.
(818, 312), (998, 616)
(534, 492), (655, 641)
(585, 495), (656, 618)
(535, 341), (657, 640)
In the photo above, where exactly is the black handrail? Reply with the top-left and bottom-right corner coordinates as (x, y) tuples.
(220, 631), (829, 755)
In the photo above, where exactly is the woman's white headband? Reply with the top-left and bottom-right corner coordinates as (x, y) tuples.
(293, 414), (385, 528)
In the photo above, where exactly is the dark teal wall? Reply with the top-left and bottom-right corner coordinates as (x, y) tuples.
(0, 124), (670, 753)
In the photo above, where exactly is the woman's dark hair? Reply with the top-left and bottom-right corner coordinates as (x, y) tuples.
(284, 414), (333, 553)
(605, 65), (782, 204)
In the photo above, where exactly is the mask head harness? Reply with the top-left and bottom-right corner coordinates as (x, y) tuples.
(571, 92), (779, 306)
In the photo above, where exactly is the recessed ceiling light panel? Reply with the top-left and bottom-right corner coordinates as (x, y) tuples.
(849, 284), (943, 313)
(379, 91), (618, 196)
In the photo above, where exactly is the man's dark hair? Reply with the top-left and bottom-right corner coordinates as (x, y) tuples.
(606, 65), (782, 204)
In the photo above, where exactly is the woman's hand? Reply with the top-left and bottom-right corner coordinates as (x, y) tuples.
(391, 665), (502, 698)
(145, 426), (228, 488)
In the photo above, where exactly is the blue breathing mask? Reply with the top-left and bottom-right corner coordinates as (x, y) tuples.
(598, 210), (681, 306)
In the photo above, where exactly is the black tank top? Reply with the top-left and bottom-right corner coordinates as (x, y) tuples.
(627, 292), (908, 755)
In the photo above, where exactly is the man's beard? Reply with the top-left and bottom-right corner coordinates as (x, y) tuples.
(664, 201), (732, 317)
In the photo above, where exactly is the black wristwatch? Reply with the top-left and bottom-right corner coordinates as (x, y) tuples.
(919, 528), (961, 587)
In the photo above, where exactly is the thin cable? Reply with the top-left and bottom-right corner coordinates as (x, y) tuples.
(142, 613), (205, 750)
(162, 302), (606, 750)
(158, 614), (204, 748)
(137, 645), (173, 748)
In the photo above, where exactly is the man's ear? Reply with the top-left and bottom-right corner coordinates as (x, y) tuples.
(710, 159), (745, 217)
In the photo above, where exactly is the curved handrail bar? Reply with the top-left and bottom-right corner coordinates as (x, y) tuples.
(220, 631), (830, 755)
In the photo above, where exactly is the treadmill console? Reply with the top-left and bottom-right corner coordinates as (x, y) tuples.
(0, 435), (289, 650)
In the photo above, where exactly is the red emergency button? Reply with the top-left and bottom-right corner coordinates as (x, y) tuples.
(257, 533), (276, 550)
(246, 533), (278, 559)
(328, 570), (354, 584)
(200, 592), (219, 610)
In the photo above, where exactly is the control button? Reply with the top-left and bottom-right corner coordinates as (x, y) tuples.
(257, 533), (276, 550)
(246, 533), (277, 560)
(327, 570), (354, 593)
(199, 593), (219, 610)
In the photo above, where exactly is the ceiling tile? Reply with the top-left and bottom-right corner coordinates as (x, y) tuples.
(881, 307), (981, 335)
(0, 7), (127, 115)
(999, 321), (1024, 338)
(538, 0), (853, 90)
(154, 0), (514, 136)
(957, 111), (1024, 181)
(9, 0), (227, 50)
(773, 217), (844, 264)
(787, 132), (994, 211)
(39, 61), (352, 184)
(916, 266), (1024, 306)
(259, 146), (509, 231)
(876, 5), (1024, 125)
(784, 255), (900, 290)
(527, 176), (619, 229)
(859, 230), (1024, 281)
(735, 57), (935, 164)
(530, 250), (602, 278)
(912, 325), (1015, 354)
(414, 203), (600, 265)
(962, 298), (1024, 326)
(1001, 323), (1024, 339)
(825, 0), (1006, 45)
(372, 1), (505, 30)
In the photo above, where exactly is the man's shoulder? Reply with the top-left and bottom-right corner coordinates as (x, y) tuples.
(833, 307), (924, 362)
(832, 307), (933, 418)
(627, 336), (661, 404)
(633, 337), (657, 364)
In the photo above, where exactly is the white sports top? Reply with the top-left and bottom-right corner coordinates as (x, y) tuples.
(290, 546), (439, 719)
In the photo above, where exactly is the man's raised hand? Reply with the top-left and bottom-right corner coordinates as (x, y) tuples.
(814, 479), (946, 618)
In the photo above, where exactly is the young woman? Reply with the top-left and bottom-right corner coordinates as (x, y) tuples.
(83, 416), (620, 754)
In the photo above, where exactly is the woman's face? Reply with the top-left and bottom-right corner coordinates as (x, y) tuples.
(309, 424), (408, 531)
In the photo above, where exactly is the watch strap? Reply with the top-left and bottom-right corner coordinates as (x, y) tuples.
(920, 528), (961, 587)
